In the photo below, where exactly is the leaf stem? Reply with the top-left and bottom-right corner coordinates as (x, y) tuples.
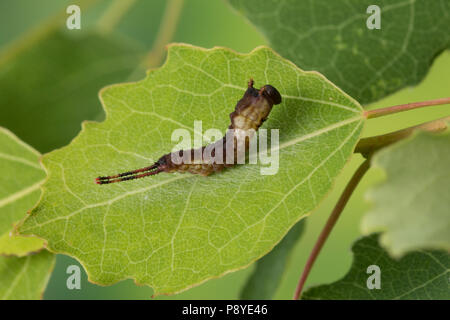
(97, 0), (138, 34)
(355, 116), (450, 157)
(142, 0), (184, 69)
(292, 159), (371, 300)
(364, 97), (450, 119)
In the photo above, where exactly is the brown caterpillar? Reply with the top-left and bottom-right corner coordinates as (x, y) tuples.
(96, 79), (281, 184)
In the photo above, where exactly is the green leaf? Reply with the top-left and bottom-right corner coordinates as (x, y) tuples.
(19, 44), (364, 295)
(0, 250), (55, 300)
(0, 127), (45, 257)
(0, 31), (143, 153)
(361, 130), (450, 257)
(302, 234), (449, 300)
(227, 0), (450, 104)
(240, 219), (305, 299)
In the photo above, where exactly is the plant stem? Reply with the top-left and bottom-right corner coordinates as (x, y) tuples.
(355, 116), (450, 157)
(142, 0), (184, 69)
(97, 0), (138, 34)
(292, 159), (371, 300)
(364, 97), (450, 119)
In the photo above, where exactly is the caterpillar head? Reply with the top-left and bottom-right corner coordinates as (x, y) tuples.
(261, 85), (282, 105)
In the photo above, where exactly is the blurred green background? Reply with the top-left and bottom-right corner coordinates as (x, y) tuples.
(0, 0), (448, 299)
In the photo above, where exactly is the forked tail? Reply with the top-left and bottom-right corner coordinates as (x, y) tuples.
(96, 164), (163, 184)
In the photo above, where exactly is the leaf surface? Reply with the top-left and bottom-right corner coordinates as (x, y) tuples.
(302, 234), (449, 299)
(362, 130), (450, 257)
(19, 44), (364, 295)
(228, 0), (450, 104)
(0, 128), (45, 257)
(0, 250), (55, 300)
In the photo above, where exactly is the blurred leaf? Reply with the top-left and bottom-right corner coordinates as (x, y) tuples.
(19, 44), (364, 296)
(0, 250), (55, 300)
(240, 219), (305, 299)
(107, 0), (166, 48)
(302, 234), (449, 299)
(362, 130), (450, 257)
(0, 0), (70, 47)
(173, 0), (266, 51)
(0, 127), (45, 257)
(228, 0), (450, 104)
(0, 30), (143, 153)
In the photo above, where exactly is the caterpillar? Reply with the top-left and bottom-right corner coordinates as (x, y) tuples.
(96, 79), (281, 184)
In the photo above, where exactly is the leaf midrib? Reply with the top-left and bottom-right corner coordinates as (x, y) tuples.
(0, 152), (42, 170)
(0, 179), (43, 209)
